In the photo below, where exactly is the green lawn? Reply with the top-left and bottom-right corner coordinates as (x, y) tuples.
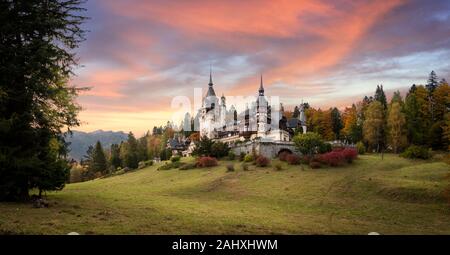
(1, 154), (449, 234)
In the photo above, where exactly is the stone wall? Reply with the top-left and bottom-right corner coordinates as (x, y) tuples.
(230, 140), (299, 158)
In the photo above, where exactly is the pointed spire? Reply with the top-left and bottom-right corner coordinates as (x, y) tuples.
(259, 74), (264, 96)
(209, 65), (213, 86)
(206, 66), (216, 97)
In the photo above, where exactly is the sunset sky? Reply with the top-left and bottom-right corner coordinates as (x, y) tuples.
(73, 0), (450, 136)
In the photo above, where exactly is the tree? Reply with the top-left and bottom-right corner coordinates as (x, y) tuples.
(432, 81), (449, 122)
(91, 141), (107, 174)
(293, 132), (324, 156)
(293, 106), (300, 118)
(109, 144), (121, 169)
(193, 136), (215, 157)
(342, 104), (362, 144)
(147, 135), (162, 159)
(210, 141), (230, 158)
(390, 90), (403, 106)
(426, 70), (438, 93)
(404, 85), (429, 145)
(330, 107), (343, 140)
(137, 136), (148, 162)
(374, 85), (387, 109)
(363, 101), (385, 152)
(0, 0), (87, 200)
(443, 113), (450, 151)
(321, 109), (335, 141)
(387, 102), (407, 153)
(121, 132), (139, 169)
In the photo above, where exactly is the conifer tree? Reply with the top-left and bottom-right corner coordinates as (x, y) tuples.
(293, 106), (300, 118)
(330, 107), (343, 140)
(109, 144), (121, 169)
(426, 70), (438, 93)
(374, 85), (388, 109)
(0, 0), (87, 200)
(91, 141), (107, 174)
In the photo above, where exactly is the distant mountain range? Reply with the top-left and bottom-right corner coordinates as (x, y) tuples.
(65, 130), (128, 161)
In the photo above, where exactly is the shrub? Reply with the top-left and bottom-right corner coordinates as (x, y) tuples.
(211, 141), (230, 158)
(342, 148), (358, 163)
(170, 156), (181, 162)
(286, 154), (301, 165)
(319, 151), (345, 167)
(157, 161), (182, 170)
(241, 163), (249, 171)
(273, 163), (283, 171)
(228, 151), (236, 160)
(278, 151), (290, 161)
(179, 163), (197, 170)
(400, 145), (431, 159)
(356, 142), (366, 155)
(318, 143), (332, 154)
(197, 156), (218, 168)
(293, 132), (324, 156)
(239, 152), (246, 161)
(309, 161), (321, 169)
(226, 164), (235, 172)
(244, 154), (254, 162)
(255, 156), (270, 167)
(300, 155), (311, 164)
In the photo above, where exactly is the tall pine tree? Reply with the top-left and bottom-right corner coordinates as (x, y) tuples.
(0, 0), (87, 200)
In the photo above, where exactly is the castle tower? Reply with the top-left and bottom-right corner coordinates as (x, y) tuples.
(200, 68), (219, 139)
(256, 75), (269, 137)
(299, 101), (307, 134)
(220, 93), (226, 130)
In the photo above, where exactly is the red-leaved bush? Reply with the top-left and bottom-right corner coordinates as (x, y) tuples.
(279, 151), (290, 161)
(286, 154), (301, 165)
(342, 148), (358, 163)
(319, 151), (345, 167)
(256, 156), (270, 167)
(196, 156), (218, 168)
(300, 155), (311, 164)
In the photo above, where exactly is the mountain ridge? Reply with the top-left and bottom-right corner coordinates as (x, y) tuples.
(66, 130), (128, 161)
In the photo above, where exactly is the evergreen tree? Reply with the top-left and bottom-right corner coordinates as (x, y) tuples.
(109, 144), (121, 169)
(330, 107), (343, 140)
(426, 70), (438, 93)
(137, 136), (148, 162)
(193, 136), (215, 157)
(123, 132), (139, 169)
(82, 145), (94, 167)
(374, 85), (388, 109)
(0, 0), (87, 200)
(293, 106), (300, 118)
(404, 91), (423, 145)
(91, 141), (107, 174)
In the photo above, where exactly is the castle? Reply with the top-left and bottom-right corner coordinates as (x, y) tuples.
(199, 71), (307, 152)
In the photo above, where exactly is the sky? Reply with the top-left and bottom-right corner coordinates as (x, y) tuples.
(72, 0), (450, 136)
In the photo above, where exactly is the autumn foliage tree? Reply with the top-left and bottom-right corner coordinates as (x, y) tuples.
(387, 102), (407, 153)
(363, 101), (385, 152)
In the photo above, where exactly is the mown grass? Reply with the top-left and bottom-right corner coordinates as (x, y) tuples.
(0, 154), (449, 234)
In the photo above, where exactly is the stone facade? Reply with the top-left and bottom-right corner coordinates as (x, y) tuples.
(231, 140), (299, 158)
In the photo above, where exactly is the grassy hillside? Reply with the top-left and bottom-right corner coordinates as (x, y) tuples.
(0, 154), (449, 234)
